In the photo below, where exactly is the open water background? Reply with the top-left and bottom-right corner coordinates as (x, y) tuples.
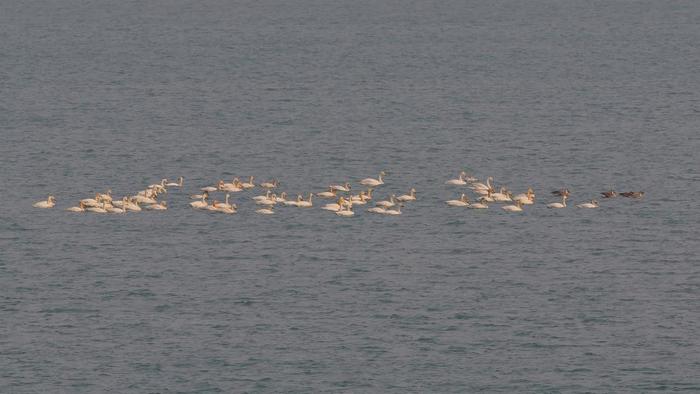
(1, 0), (700, 392)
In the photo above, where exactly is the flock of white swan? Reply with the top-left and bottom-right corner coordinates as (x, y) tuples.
(32, 171), (644, 216)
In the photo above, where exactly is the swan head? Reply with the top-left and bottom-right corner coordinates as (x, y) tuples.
(48, 195), (56, 203)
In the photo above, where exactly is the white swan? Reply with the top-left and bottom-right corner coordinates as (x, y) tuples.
(253, 190), (272, 201)
(201, 180), (224, 192)
(360, 172), (385, 187)
(256, 197), (276, 206)
(148, 179), (167, 190)
(256, 206), (274, 215)
(322, 197), (347, 212)
(513, 188), (535, 205)
(191, 191), (209, 200)
(349, 193), (368, 205)
(296, 193), (313, 208)
(576, 200), (599, 209)
(125, 199), (141, 212)
(87, 202), (108, 213)
(316, 187), (337, 199)
(216, 205), (237, 214)
(375, 194), (396, 208)
(335, 204), (355, 217)
(81, 193), (101, 207)
(146, 201), (168, 210)
(446, 193), (470, 207)
(190, 194), (209, 209)
(273, 192), (287, 203)
(547, 195), (568, 209)
(468, 199), (489, 209)
(240, 176), (255, 190)
(66, 202), (86, 212)
(106, 197), (128, 213)
(445, 171), (468, 186)
(382, 204), (403, 216)
(470, 177), (493, 192)
(367, 206), (387, 214)
(260, 179), (278, 189)
(396, 188), (416, 202)
(134, 195), (157, 204)
(330, 182), (351, 192)
(166, 177), (184, 187)
(501, 200), (523, 212)
(217, 194), (233, 209)
(283, 195), (301, 207)
(33, 195), (56, 209)
(491, 187), (512, 202)
(221, 178), (243, 192)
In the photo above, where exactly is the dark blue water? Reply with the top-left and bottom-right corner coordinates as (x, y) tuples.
(2, 0), (700, 391)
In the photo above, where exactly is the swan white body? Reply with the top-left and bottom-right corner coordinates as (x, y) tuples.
(501, 201), (523, 212)
(273, 193), (287, 203)
(134, 195), (157, 204)
(360, 172), (385, 187)
(296, 194), (313, 208)
(396, 188), (416, 202)
(491, 189), (512, 202)
(316, 189), (337, 199)
(335, 205), (355, 217)
(165, 177), (184, 187)
(125, 200), (141, 212)
(190, 198), (208, 209)
(240, 176), (255, 190)
(66, 202), (86, 212)
(33, 196), (56, 209)
(468, 202), (488, 209)
(322, 203), (343, 211)
(547, 196), (568, 209)
(375, 195), (396, 208)
(382, 205), (403, 216)
(106, 197), (128, 213)
(256, 198), (276, 206)
(260, 180), (278, 189)
(446, 194), (470, 207)
(256, 207), (274, 215)
(445, 172), (468, 185)
(576, 200), (599, 209)
(216, 206), (236, 214)
(471, 177), (493, 192)
(146, 202), (167, 210)
(330, 183), (351, 192)
(253, 191), (272, 201)
(87, 202), (108, 213)
(367, 207), (387, 214)
(513, 190), (535, 205)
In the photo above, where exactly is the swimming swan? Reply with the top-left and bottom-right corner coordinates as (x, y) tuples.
(33, 195), (56, 209)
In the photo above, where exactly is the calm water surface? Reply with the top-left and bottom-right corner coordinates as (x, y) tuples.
(1, 0), (700, 392)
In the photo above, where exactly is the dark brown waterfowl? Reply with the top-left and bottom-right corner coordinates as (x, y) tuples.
(551, 189), (570, 197)
(620, 191), (644, 199)
(601, 190), (617, 198)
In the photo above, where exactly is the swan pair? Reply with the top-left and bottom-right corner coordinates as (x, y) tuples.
(367, 204), (403, 215)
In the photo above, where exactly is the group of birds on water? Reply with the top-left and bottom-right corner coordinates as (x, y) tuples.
(32, 171), (644, 217)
